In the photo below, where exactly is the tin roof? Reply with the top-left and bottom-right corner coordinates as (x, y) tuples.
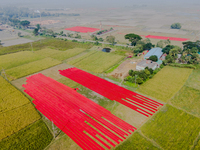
(144, 47), (163, 59)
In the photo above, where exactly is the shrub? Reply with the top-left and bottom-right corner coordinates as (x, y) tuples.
(149, 55), (158, 62)
(171, 23), (182, 29)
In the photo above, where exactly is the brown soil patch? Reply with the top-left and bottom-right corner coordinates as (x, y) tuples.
(30, 20), (61, 25)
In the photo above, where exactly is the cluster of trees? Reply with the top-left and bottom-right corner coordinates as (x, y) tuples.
(156, 39), (171, 48)
(132, 38), (155, 56)
(124, 33), (156, 56)
(106, 35), (115, 45)
(171, 23), (182, 29)
(162, 41), (200, 65)
(96, 28), (113, 35)
(91, 35), (104, 42)
(125, 67), (163, 84)
(7, 19), (30, 29)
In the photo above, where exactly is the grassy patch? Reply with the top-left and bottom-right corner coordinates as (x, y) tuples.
(105, 63), (120, 73)
(57, 77), (79, 88)
(137, 66), (192, 102)
(170, 86), (200, 117)
(194, 137), (200, 150)
(140, 104), (200, 150)
(0, 120), (53, 150)
(51, 48), (86, 61)
(185, 68), (200, 90)
(0, 103), (41, 140)
(114, 132), (160, 150)
(0, 51), (44, 69)
(6, 58), (61, 81)
(68, 51), (124, 73)
(76, 85), (117, 111)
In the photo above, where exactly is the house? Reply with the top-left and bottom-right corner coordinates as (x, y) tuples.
(160, 53), (167, 60)
(144, 47), (163, 60)
(136, 60), (159, 71)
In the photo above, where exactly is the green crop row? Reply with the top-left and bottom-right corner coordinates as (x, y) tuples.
(0, 51), (44, 70)
(6, 58), (61, 81)
(68, 51), (124, 73)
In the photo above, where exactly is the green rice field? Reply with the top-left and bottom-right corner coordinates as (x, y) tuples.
(68, 51), (124, 73)
(137, 66), (193, 102)
(140, 104), (200, 150)
(0, 51), (44, 70)
(6, 58), (61, 81)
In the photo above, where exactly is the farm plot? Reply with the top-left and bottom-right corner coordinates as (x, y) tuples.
(68, 51), (124, 73)
(185, 68), (200, 90)
(23, 73), (136, 150)
(0, 76), (40, 140)
(50, 48), (86, 61)
(0, 103), (40, 140)
(115, 132), (160, 150)
(0, 51), (44, 69)
(170, 86), (200, 117)
(137, 66), (192, 102)
(34, 48), (62, 57)
(0, 77), (29, 113)
(140, 104), (200, 150)
(0, 120), (52, 150)
(6, 58), (61, 81)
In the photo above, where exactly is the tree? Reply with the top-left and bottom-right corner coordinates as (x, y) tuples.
(98, 38), (104, 42)
(156, 40), (164, 48)
(136, 77), (143, 84)
(125, 33), (142, 46)
(169, 48), (179, 57)
(20, 20), (30, 28)
(162, 45), (175, 54)
(106, 35), (115, 45)
(0, 40), (2, 45)
(171, 23), (182, 29)
(33, 28), (39, 35)
(18, 32), (21, 37)
(165, 55), (174, 63)
(60, 31), (63, 35)
(149, 55), (158, 62)
(36, 24), (41, 30)
(91, 35), (98, 41)
(164, 39), (171, 45)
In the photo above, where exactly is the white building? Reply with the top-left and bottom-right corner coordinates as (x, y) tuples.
(136, 60), (159, 71)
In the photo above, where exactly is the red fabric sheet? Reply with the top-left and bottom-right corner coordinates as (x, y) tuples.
(145, 35), (189, 41)
(65, 26), (99, 33)
(23, 74), (135, 150)
(59, 68), (163, 117)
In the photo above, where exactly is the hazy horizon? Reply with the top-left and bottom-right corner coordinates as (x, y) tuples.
(1, 0), (200, 9)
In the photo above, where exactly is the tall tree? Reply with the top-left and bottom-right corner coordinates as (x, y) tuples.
(20, 20), (30, 28)
(106, 35), (115, 45)
(124, 33), (142, 46)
